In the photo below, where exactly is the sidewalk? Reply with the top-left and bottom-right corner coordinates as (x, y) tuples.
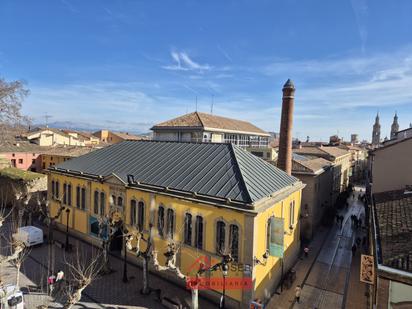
(25, 225), (216, 308)
(266, 225), (330, 309)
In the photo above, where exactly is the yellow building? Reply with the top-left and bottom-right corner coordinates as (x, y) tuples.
(48, 140), (304, 307)
(40, 146), (97, 171)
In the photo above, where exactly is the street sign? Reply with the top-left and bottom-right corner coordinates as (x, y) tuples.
(360, 254), (374, 284)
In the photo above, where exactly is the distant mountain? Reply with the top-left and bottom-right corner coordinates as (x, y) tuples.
(31, 121), (151, 136)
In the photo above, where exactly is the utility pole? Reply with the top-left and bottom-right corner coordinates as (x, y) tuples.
(44, 113), (52, 128)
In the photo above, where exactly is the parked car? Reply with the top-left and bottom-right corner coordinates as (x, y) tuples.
(0, 285), (24, 309)
(12, 226), (43, 247)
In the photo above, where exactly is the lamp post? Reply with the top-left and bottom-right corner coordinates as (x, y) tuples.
(122, 227), (128, 283)
(65, 208), (70, 251)
(220, 262), (229, 309)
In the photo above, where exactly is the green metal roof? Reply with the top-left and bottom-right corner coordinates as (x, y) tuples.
(53, 141), (300, 205)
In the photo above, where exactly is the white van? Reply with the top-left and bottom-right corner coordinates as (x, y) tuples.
(12, 226), (43, 247)
(0, 285), (24, 309)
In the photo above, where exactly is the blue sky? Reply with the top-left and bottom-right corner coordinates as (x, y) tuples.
(1, 0), (412, 141)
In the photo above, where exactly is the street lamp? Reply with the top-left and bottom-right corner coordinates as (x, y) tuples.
(220, 262), (229, 309)
(65, 208), (71, 252)
(122, 227), (129, 283)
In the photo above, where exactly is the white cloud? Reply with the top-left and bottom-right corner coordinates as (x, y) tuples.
(162, 51), (212, 72)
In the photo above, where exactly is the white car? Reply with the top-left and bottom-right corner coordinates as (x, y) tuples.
(0, 285), (24, 309)
(12, 226), (43, 247)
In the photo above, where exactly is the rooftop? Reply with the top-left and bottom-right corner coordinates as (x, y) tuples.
(373, 189), (412, 273)
(293, 145), (350, 159)
(151, 112), (269, 136)
(292, 157), (332, 174)
(52, 140), (301, 206)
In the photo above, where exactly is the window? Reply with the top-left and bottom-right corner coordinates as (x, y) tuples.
(81, 188), (86, 210)
(18, 159), (23, 164)
(94, 191), (99, 214)
(56, 181), (60, 199)
(111, 195), (116, 206)
(195, 216), (204, 249)
(166, 208), (175, 239)
(12, 153), (15, 157)
(137, 201), (145, 231)
(117, 196), (123, 207)
(130, 200), (137, 226)
(184, 213), (192, 245)
(289, 200), (295, 227)
(11, 159), (16, 167)
(76, 186), (80, 208)
(158, 206), (164, 236)
(51, 180), (55, 198)
(216, 221), (226, 254)
(42, 163), (46, 169)
(229, 225), (239, 262)
(63, 184), (67, 204)
(100, 192), (106, 215)
(67, 184), (72, 206)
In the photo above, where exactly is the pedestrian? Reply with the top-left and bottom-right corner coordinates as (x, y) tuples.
(354, 217), (358, 229)
(295, 285), (301, 303)
(48, 274), (56, 295)
(55, 270), (64, 294)
(358, 218), (362, 228)
(304, 246), (309, 258)
(352, 244), (357, 256)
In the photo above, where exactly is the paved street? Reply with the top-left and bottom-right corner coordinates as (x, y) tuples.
(293, 187), (366, 309)
(267, 187), (368, 309)
(1, 220), (216, 309)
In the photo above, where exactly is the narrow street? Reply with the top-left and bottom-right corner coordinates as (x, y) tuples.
(293, 187), (366, 309)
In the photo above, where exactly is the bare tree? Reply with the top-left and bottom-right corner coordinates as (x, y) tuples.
(37, 195), (65, 244)
(97, 206), (124, 274)
(0, 239), (25, 266)
(126, 224), (154, 295)
(62, 250), (102, 309)
(0, 77), (30, 141)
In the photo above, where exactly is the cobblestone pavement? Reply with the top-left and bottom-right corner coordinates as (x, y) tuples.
(1, 220), (216, 309)
(267, 186), (368, 309)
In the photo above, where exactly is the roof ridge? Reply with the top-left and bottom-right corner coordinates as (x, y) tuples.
(228, 144), (253, 204)
(195, 111), (206, 128)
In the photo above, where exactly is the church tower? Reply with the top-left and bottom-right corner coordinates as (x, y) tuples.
(372, 112), (381, 146)
(390, 112), (399, 139)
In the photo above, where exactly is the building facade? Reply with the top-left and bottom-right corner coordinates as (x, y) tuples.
(92, 130), (144, 144)
(369, 137), (412, 194)
(292, 156), (333, 240)
(48, 141), (304, 307)
(25, 128), (86, 146)
(151, 112), (270, 148)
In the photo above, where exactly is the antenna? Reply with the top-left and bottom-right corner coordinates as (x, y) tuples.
(44, 113), (52, 128)
(211, 94), (214, 114)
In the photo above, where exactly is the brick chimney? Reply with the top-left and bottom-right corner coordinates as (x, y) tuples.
(277, 79), (295, 175)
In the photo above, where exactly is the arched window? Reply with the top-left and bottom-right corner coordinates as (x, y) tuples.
(195, 216), (204, 249)
(117, 196), (123, 207)
(67, 184), (72, 206)
(100, 192), (106, 215)
(184, 213), (192, 245)
(51, 180), (55, 198)
(94, 190), (99, 214)
(63, 183), (67, 204)
(130, 200), (137, 226)
(229, 224), (239, 262)
(137, 201), (145, 231)
(76, 186), (80, 208)
(166, 208), (175, 239)
(216, 221), (226, 254)
(111, 195), (116, 206)
(81, 188), (86, 210)
(55, 181), (60, 199)
(158, 206), (164, 236)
